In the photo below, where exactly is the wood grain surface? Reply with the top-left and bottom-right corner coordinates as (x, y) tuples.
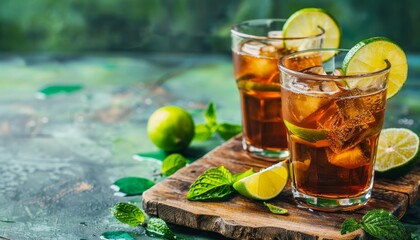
(142, 136), (420, 240)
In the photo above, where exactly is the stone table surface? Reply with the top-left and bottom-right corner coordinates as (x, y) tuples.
(0, 53), (419, 240)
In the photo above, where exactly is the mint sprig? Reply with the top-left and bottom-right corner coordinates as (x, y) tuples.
(187, 166), (253, 201)
(193, 102), (242, 141)
(341, 209), (409, 240)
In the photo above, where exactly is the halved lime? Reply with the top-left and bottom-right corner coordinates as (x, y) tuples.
(283, 8), (341, 54)
(342, 37), (408, 99)
(375, 128), (419, 177)
(233, 161), (288, 200)
(284, 120), (327, 142)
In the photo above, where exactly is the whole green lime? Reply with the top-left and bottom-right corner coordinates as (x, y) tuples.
(147, 106), (195, 152)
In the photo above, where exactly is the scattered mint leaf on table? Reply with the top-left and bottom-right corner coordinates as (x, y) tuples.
(341, 218), (360, 234)
(37, 85), (83, 99)
(111, 177), (155, 196)
(100, 231), (136, 240)
(341, 209), (409, 240)
(146, 218), (177, 240)
(133, 151), (168, 161)
(216, 122), (242, 141)
(263, 202), (288, 215)
(161, 153), (189, 176)
(110, 202), (145, 227)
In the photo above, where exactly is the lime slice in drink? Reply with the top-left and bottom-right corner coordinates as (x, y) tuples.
(342, 37), (408, 99)
(233, 161), (288, 200)
(375, 128), (419, 177)
(283, 8), (341, 56)
(284, 120), (328, 143)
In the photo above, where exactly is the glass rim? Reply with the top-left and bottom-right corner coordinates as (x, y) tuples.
(278, 48), (391, 80)
(231, 18), (325, 41)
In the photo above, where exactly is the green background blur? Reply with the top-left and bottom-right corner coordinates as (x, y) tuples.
(0, 0), (419, 54)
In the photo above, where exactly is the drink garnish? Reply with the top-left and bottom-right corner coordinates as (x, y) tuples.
(187, 166), (253, 201)
(342, 37), (408, 98)
(283, 8), (341, 55)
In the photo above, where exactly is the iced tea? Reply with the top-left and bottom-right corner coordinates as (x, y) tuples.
(231, 19), (324, 160)
(279, 49), (390, 211)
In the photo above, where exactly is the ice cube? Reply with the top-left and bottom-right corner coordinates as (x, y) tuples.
(268, 31), (284, 49)
(287, 92), (329, 123)
(241, 41), (266, 56)
(362, 90), (387, 113)
(326, 145), (370, 169)
(320, 81), (340, 94)
(317, 90), (376, 153)
(327, 123), (371, 153)
(335, 91), (375, 124)
(302, 66), (327, 75)
(241, 40), (278, 58)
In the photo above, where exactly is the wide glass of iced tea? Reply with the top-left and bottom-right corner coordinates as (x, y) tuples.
(279, 49), (390, 211)
(231, 19), (324, 161)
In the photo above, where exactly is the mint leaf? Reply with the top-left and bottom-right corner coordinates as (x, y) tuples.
(263, 202), (288, 215)
(204, 102), (218, 130)
(361, 209), (409, 240)
(133, 151), (168, 161)
(110, 202), (145, 227)
(341, 218), (360, 234)
(187, 166), (234, 201)
(37, 85), (83, 98)
(193, 123), (214, 142)
(216, 122), (242, 141)
(100, 231), (136, 240)
(111, 177), (155, 196)
(146, 218), (176, 240)
(161, 153), (189, 176)
(233, 168), (254, 182)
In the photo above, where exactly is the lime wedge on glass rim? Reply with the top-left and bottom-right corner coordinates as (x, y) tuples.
(342, 37), (408, 98)
(282, 8), (341, 59)
(375, 128), (419, 177)
(233, 161), (288, 200)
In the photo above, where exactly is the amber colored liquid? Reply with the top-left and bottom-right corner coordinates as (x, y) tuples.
(282, 85), (387, 198)
(232, 50), (285, 150)
(232, 47), (322, 152)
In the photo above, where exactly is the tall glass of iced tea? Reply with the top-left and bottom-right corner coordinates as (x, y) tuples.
(231, 19), (324, 161)
(279, 49), (390, 211)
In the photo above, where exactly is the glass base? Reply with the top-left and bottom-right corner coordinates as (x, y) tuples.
(292, 188), (371, 212)
(243, 140), (289, 162)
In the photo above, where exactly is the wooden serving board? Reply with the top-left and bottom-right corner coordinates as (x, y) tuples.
(142, 136), (420, 240)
